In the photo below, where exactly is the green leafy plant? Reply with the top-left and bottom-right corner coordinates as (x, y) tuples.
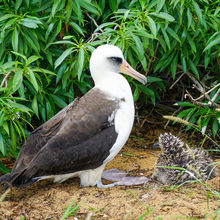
(176, 102), (220, 138)
(0, 53), (55, 171)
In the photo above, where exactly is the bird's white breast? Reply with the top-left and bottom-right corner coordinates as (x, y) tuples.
(95, 73), (135, 163)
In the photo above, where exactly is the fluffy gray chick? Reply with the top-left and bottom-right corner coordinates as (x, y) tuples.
(152, 133), (218, 185)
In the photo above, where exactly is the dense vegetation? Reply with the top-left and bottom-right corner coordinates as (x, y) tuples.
(0, 0), (219, 173)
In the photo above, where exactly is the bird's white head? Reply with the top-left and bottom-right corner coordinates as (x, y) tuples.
(90, 44), (147, 85)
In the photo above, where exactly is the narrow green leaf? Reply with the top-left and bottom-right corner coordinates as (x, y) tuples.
(56, 64), (67, 84)
(11, 51), (27, 62)
(181, 29), (187, 45)
(201, 117), (210, 134)
(39, 104), (46, 122)
(32, 95), (39, 117)
(171, 54), (177, 79)
(177, 108), (195, 118)
(204, 52), (210, 69)
(147, 16), (157, 38)
(138, 85), (154, 96)
(52, 0), (60, 17)
(8, 102), (32, 112)
(45, 23), (54, 41)
(146, 76), (162, 83)
(188, 59), (199, 79)
(12, 69), (23, 93)
(80, 0), (101, 16)
(66, 0), (72, 21)
(3, 122), (10, 135)
(45, 97), (53, 120)
(12, 27), (18, 52)
(20, 18), (38, 29)
(94, 22), (117, 33)
(56, 20), (62, 34)
(176, 102), (196, 107)
(214, 7), (220, 16)
(15, 0), (23, 10)
(10, 121), (17, 153)
(55, 47), (74, 69)
(187, 34), (196, 53)
(161, 26), (170, 50)
(156, 0), (165, 12)
(158, 35), (166, 52)
(23, 28), (40, 51)
(24, 0), (30, 7)
(51, 40), (75, 46)
(1, 18), (17, 41)
(32, 67), (56, 75)
(77, 47), (85, 80)
(180, 53), (186, 73)
(72, 0), (82, 22)
(27, 68), (39, 91)
(167, 27), (180, 42)
(133, 86), (139, 102)
(204, 35), (220, 51)
(192, 1), (202, 21)
(69, 22), (84, 36)
(131, 34), (144, 59)
(27, 55), (41, 65)
(0, 133), (5, 156)
(21, 31), (39, 52)
(109, 0), (118, 11)
(212, 118), (219, 137)
(187, 8), (192, 29)
(0, 14), (16, 23)
(51, 94), (67, 108)
(150, 12), (175, 22)
(18, 82), (25, 98)
(133, 30), (154, 39)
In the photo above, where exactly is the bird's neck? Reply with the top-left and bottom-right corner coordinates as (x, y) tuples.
(93, 71), (133, 102)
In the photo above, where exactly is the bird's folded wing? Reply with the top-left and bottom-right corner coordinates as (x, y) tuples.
(11, 98), (80, 174)
(10, 88), (122, 187)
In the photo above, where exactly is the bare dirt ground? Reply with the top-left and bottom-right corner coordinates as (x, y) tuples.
(0, 125), (220, 220)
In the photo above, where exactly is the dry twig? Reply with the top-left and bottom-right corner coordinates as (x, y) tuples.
(169, 72), (185, 89)
(84, 11), (103, 32)
(195, 83), (220, 101)
(1, 72), (11, 88)
(185, 90), (219, 107)
(176, 64), (219, 108)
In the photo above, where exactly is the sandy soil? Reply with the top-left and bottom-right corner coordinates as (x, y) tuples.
(0, 134), (219, 220)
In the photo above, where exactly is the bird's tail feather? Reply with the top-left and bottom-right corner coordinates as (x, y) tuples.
(0, 173), (11, 191)
(11, 171), (37, 188)
(0, 173), (11, 183)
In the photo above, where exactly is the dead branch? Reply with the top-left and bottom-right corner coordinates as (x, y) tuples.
(176, 64), (205, 92)
(84, 11), (103, 43)
(1, 72), (12, 88)
(84, 11), (103, 32)
(169, 72), (185, 89)
(185, 90), (219, 107)
(195, 83), (220, 101)
(176, 64), (219, 108)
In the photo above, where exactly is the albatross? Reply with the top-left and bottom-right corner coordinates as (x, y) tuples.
(0, 44), (147, 189)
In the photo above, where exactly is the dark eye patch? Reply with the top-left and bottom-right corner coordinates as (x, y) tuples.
(108, 57), (123, 64)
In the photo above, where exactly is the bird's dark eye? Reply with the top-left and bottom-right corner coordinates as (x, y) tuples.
(108, 57), (123, 64)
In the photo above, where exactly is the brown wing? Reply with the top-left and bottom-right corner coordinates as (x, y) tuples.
(7, 88), (122, 187)
(11, 98), (80, 175)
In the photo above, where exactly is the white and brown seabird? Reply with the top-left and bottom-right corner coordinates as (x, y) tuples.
(0, 44), (147, 189)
